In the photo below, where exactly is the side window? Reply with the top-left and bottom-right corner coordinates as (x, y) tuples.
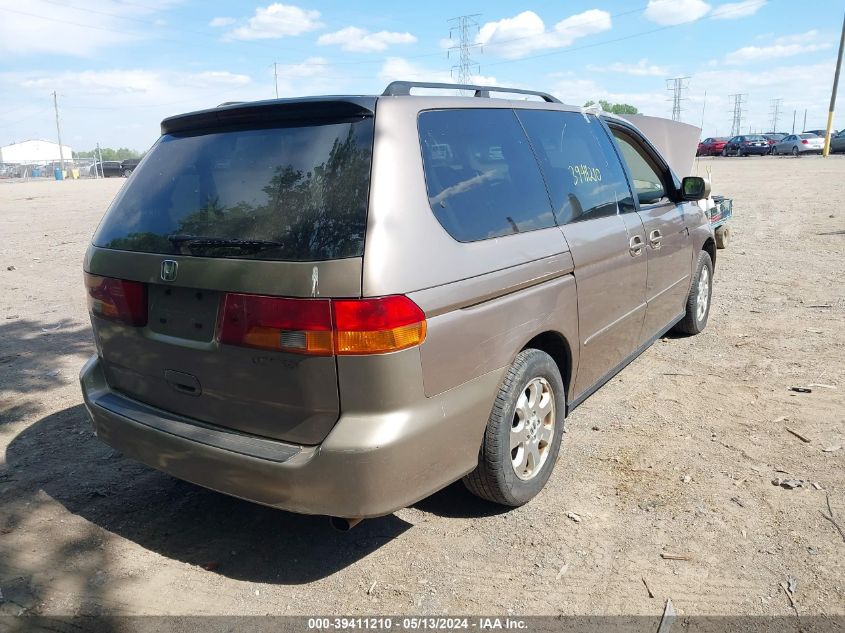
(516, 110), (635, 224)
(610, 129), (670, 205)
(417, 109), (554, 242)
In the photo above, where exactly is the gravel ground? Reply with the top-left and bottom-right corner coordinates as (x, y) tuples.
(0, 155), (843, 618)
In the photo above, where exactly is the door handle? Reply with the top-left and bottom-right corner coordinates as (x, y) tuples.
(629, 235), (644, 257)
(648, 229), (663, 249)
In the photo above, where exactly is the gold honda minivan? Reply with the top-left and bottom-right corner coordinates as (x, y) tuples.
(80, 81), (715, 525)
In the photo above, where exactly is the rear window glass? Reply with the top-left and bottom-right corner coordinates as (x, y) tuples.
(93, 118), (374, 261)
(417, 109), (554, 242)
(799, 133), (818, 139)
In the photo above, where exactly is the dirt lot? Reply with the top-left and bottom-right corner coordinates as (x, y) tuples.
(1, 156), (843, 618)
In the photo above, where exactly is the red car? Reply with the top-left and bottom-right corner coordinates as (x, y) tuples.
(697, 137), (729, 156)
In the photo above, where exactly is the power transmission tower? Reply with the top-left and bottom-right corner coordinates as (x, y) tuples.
(666, 76), (690, 121)
(447, 14), (481, 87)
(769, 98), (783, 132)
(728, 93), (747, 137)
(52, 91), (66, 176)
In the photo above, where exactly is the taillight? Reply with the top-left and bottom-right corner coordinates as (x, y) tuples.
(801, 139), (809, 145)
(334, 296), (426, 355)
(219, 294), (333, 355)
(218, 294), (426, 355)
(84, 273), (147, 326)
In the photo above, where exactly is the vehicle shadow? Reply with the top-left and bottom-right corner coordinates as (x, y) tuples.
(414, 481), (510, 518)
(0, 318), (93, 425)
(4, 405), (412, 585)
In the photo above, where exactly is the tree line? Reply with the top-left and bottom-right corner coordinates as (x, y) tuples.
(73, 148), (143, 161)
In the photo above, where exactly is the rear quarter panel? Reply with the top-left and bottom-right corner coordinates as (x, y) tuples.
(364, 97), (584, 399)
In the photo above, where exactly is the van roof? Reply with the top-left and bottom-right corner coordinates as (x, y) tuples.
(160, 81), (607, 135)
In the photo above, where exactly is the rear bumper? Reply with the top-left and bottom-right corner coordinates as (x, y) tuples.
(741, 146), (769, 154)
(80, 355), (500, 518)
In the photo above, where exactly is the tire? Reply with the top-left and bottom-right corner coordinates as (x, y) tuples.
(715, 225), (730, 249)
(673, 250), (713, 336)
(737, 147), (744, 157)
(792, 146), (799, 156)
(122, 169), (133, 177)
(721, 148), (727, 157)
(463, 349), (565, 507)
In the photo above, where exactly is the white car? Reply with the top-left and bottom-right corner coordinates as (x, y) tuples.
(772, 133), (824, 156)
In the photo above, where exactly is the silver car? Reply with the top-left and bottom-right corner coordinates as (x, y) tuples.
(772, 133), (824, 155)
(80, 81), (715, 525)
(829, 129), (845, 153)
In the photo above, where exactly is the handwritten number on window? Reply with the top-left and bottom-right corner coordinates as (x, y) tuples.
(567, 164), (602, 186)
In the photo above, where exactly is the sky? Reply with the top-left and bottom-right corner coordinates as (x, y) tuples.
(0, 0), (843, 153)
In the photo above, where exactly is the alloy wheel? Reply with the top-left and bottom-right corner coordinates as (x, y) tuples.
(511, 377), (555, 481)
(696, 265), (710, 322)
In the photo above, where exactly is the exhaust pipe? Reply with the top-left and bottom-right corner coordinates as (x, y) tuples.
(329, 517), (363, 531)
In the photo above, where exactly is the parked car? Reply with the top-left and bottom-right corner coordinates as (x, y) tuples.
(90, 161), (124, 177)
(80, 81), (716, 523)
(762, 133), (787, 153)
(830, 129), (845, 153)
(697, 137), (728, 156)
(804, 129), (838, 140)
(722, 135), (770, 156)
(772, 133), (824, 155)
(120, 158), (141, 176)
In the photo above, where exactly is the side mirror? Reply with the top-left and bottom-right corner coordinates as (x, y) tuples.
(681, 176), (711, 201)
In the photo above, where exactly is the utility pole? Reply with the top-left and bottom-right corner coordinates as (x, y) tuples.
(666, 76), (690, 122)
(792, 110), (796, 133)
(96, 142), (104, 178)
(769, 98), (783, 132)
(447, 14), (481, 88)
(273, 62), (279, 99)
(728, 93), (747, 137)
(803, 109), (807, 132)
(823, 11), (844, 157)
(51, 91), (65, 177)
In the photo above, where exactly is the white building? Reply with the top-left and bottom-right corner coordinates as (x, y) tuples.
(0, 139), (74, 164)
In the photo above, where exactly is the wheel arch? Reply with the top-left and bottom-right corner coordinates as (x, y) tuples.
(703, 237), (716, 269)
(520, 331), (574, 407)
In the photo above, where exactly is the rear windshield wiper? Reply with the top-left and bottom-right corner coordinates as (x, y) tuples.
(167, 234), (285, 252)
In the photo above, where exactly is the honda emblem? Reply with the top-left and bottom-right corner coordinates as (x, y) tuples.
(160, 260), (178, 282)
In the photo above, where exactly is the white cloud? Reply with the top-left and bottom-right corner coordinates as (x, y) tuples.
(379, 57), (497, 88)
(317, 27), (416, 53)
(476, 9), (612, 59)
(209, 17), (236, 27)
(18, 69), (251, 96)
(776, 30), (820, 45)
(711, 0), (767, 20)
(0, 0), (181, 56)
(548, 73), (667, 114)
(224, 4), (322, 41)
(0, 68), (261, 149)
(725, 32), (831, 65)
(644, 0), (711, 26)
(693, 62), (836, 134)
(587, 59), (669, 76)
(274, 57), (331, 79)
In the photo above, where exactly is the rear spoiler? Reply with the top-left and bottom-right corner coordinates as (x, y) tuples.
(161, 97), (376, 135)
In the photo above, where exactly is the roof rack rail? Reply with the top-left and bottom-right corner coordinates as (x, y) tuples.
(381, 81), (561, 103)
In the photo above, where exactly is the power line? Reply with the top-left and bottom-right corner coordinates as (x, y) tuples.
(448, 15), (482, 86)
(769, 98), (783, 132)
(52, 91), (66, 174)
(728, 93), (747, 137)
(666, 76), (690, 122)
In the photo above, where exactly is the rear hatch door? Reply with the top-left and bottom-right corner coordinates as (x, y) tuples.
(85, 98), (375, 445)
